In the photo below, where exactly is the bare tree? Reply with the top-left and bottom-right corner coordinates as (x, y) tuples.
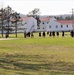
(0, 6), (21, 38)
(11, 12), (21, 37)
(5, 6), (12, 37)
(0, 8), (6, 37)
(27, 8), (40, 17)
(27, 8), (41, 29)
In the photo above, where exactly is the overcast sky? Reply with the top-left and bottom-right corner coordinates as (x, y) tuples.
(0, 0), (74, 15)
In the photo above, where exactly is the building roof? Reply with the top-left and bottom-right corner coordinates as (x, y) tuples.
(22, 17), (30, 21)
(22, 17), (52, 22)
(57, 20), (73, 24)
(40, 17), (52, 21)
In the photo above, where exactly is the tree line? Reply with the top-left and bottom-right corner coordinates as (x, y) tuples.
(0, 6), (21, 38)
(54, 16), (73, 20)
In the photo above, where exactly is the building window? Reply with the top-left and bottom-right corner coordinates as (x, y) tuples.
(66, 25), (68, 28)
(47, 22), (49, 24)
(25, 22), (27, 24)
(43, 22), (44, 24)
(61, 25), (63, 28)
(38, 27), (40, 29)
(49, 26), (51, 28)
(56, 25), (58, 28)
(25, 28), (27, 30)
(43, 28), (44, 29)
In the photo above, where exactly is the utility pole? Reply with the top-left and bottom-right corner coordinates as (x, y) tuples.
(72, 9), (74, 30)
(71, 9), (74, 36)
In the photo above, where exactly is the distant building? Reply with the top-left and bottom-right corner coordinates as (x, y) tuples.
(37, 17), (52, 32)
(58, 20), (73, 32)
(0, 16), (74, 34)
(23, 17), (37, 33)
(46, 17), (61, 32)
(21, 17), (73, 33)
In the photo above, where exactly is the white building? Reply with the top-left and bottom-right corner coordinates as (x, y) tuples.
(37, 17), (51, 32)
(46, 19), (73, 32)
(23, 17), (37, 33)
(46, 18), (61, 32)
(22, 17), (73, 33)
(58, 20), (73, 32)
(0, 16), (73, 34)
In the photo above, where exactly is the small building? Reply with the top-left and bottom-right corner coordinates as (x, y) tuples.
(58, 20), (73, 32)
(37, 17), (51, 32)
(46, 17), (61, 32)
(23, 17), (37, 33)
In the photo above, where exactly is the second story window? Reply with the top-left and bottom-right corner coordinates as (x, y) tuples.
(61, 25), (63, 28)
(25, 22), (27, 24)
(47, 22), (49, 24)
(66, 25), (68, 28)
(43, 22), (44, 24)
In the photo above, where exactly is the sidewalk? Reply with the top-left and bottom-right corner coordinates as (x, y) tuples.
(0, 38), (18, 40)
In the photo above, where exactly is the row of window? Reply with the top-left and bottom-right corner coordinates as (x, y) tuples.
(42, 22), (49, 24)
(49, 25), (69, 28)
(37, 25), (69, 30)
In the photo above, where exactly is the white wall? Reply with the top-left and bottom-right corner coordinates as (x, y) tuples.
(61, 24), (73, 31)
(37, 20), (50, 32)
(24, 17), (37, 33)
(46, 20), (61, 32)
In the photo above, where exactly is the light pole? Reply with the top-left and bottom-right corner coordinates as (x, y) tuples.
(72, 9), (74, 30)
(71, 9), (74, 37)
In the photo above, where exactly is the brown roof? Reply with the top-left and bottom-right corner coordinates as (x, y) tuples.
(22, 17), (30, 21)
(22, 17), (52, 21)
(57, 20), (73, 24)
(40, 17), (52, 21)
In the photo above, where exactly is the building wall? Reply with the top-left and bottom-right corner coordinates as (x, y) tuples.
(0, 17), (73, 34)
(37, 21), (49, 32)
(60, 24), (73, 31)
(46, 20), (61, 32)
(24, 17), (37, 33)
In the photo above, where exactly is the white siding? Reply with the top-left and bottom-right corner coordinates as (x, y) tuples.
(61, 24), (73, 31)
(24, 17), (37, 33)
(47, 20), (61, 32)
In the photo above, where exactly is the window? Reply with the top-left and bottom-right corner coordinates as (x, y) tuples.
(38, 27), (40, 29)
(49, 26), (51, 28)
(43, 28), (44, 29)
(25, 22), (27, 24)
(47, 22), (49, 24)
(25, 28), (27, 30)
(37, 25), (40, 29)
(56, 25), (58, 28)
(61, 25), (63, 28)
(66, 25), (68, 28)
(43, 22), (44, 24)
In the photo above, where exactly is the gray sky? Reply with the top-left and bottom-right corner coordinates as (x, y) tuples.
(0, 0), (74, 15)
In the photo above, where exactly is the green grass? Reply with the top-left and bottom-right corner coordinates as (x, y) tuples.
(0, 32), (74, 75)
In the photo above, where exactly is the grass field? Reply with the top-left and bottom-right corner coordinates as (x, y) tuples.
(0, 33), (74, 75)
